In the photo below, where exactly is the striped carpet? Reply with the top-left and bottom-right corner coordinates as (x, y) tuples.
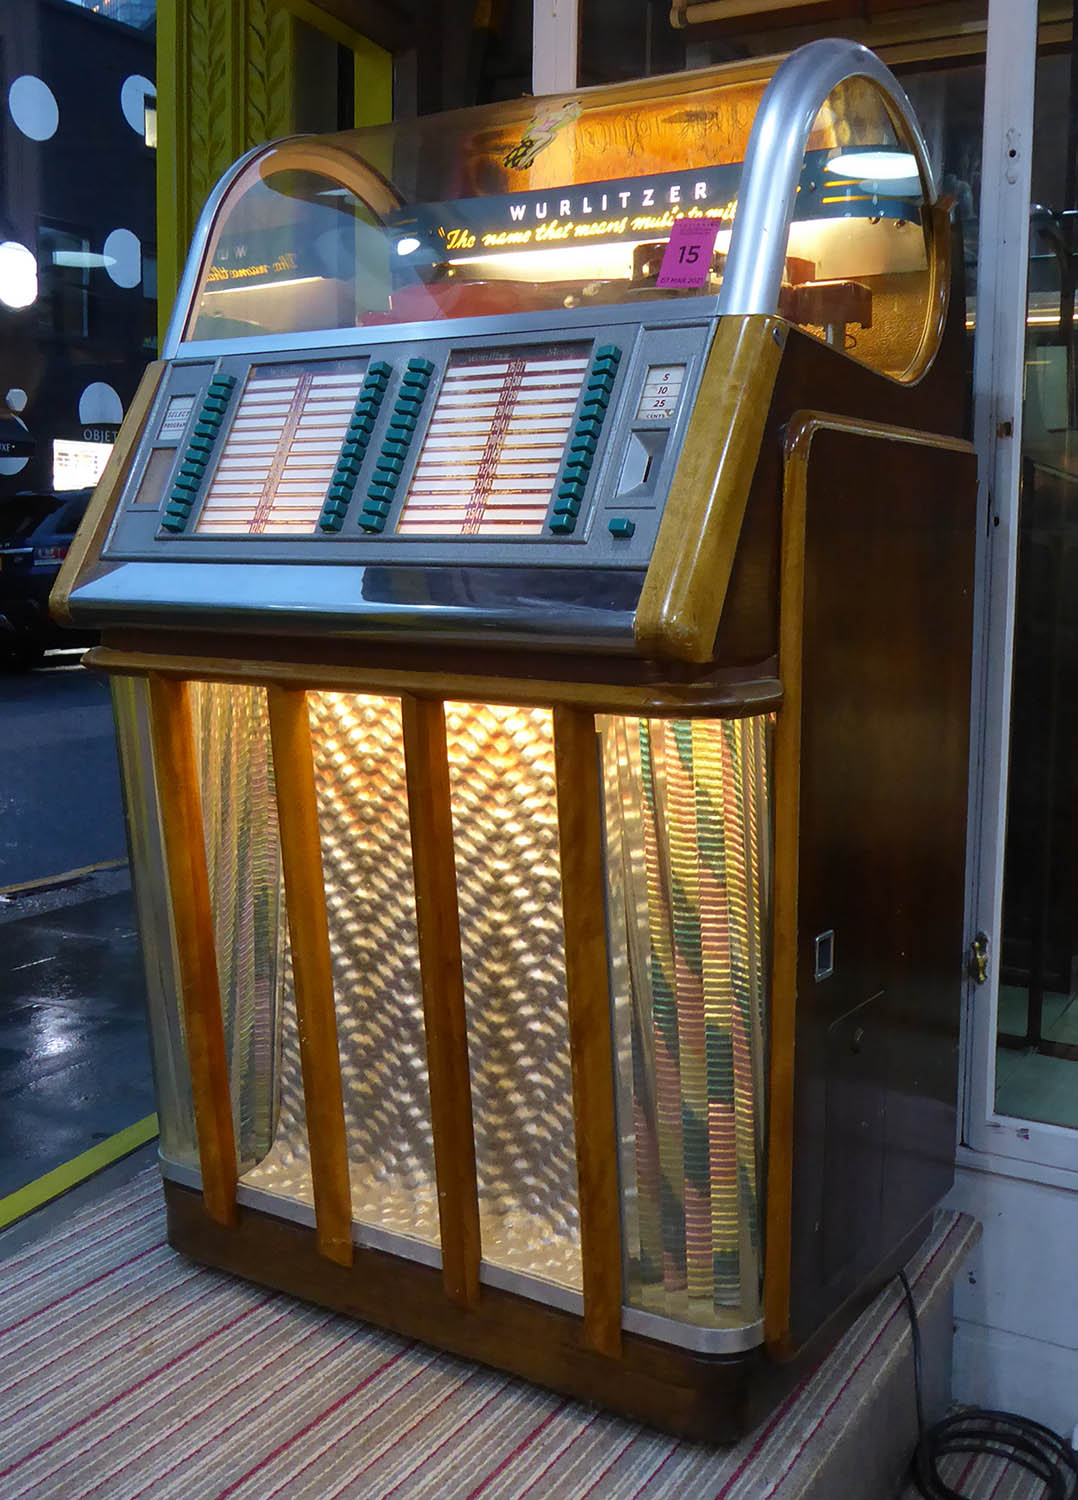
(0, 1171), (1010, 1499)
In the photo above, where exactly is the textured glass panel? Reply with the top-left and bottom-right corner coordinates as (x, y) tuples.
(602, 714), (771, 1328)
(446, 702), (581, 1290)
(189, 681), (282, 1171)
(243, 692), (439, 1244)
(111, 675), (198, 1168)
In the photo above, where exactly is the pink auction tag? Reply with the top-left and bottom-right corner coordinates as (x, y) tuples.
(655, 217), (721, 289)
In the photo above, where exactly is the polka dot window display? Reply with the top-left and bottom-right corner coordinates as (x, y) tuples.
(7, 75), (58, 141)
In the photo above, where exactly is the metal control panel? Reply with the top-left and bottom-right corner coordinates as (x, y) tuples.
(101, 316), (712, 571)
(66, 311), (714, 649)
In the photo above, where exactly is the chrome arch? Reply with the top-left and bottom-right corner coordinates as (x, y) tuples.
(718, 39), (938, 319)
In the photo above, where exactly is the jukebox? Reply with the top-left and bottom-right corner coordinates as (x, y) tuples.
(54, 39), (977, 1437)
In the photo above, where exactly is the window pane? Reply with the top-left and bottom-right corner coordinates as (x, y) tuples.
(996, 34), (1078, 1128)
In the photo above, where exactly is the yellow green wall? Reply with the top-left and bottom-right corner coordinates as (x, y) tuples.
(156, 0), (392, 344)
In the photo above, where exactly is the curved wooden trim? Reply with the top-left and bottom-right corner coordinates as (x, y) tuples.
(763, 409), (975, 1355)
(83, 645), (784, 719)
(634, 314), (786, 665)
(146, 674), (237, 1228)
(50, 361), (165, 627)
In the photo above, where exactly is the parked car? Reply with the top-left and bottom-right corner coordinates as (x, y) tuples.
(0, 489), (97, 670)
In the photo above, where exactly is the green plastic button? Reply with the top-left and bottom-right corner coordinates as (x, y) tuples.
(193, 421), (219, 440)
(171, 475), (199, 495)
(400, 371), (429, 392)
(553, 496), (580, 517)
(363, 498), (391, 518)
(167, 492), (192, 512)
(188, 434), (213, 454)
(182, 446), (207, 466)
(341, 441), (368, 461)
(354, 398), (382, 419)
(209, 372), (236, 389)
(360, 516), (386, 533)
(595, 343), (621, 362)
(580, 395), (609, 418)
(388, 413), (416, 434)
(575, 417), (602, 440)
(335, 456), (362, 478)
(549, 516), (577, 534)
(368, 481), (396, 502)
(178, 463), (203, 482)
(558, 479), (585, 502)
(586, 371), (615, 395)
(318, 513), (344, 532)
(407, 357), (435, 375)
(375, 453), (404, 475)
(160, 514), (187, 532)
(382, 440), (409, 460)
(570, 433), (597, 456)
(202, 395), (228, 415)
(369, 360), (393, 378)
(563, 461), (591, 484)
(327, 482), (355, 503)
(348, 414), (374, 436)
(609, 517), (636, 538)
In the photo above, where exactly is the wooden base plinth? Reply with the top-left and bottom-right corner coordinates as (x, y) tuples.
(164, 1180), (757, 1442)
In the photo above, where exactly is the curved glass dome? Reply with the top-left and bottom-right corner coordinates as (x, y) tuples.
(179, 45), (943, 382)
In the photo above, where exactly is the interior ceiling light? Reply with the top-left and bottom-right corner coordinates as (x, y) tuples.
(52, 251), (118, 269)
(0, 241), (38, 309)
(825, 150), (919, 181)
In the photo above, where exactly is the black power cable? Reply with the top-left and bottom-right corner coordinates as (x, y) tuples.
(898, 1269), (1078, 1499)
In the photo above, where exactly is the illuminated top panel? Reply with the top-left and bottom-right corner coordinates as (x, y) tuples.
(177, 62), (935, 381)
(397, 346), (588, 537)
(195, 360), (366, 535)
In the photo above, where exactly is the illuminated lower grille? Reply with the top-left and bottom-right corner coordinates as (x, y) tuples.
(397, 346), (588, 536)
(145, 683), (770, 1329)
(602, 715), (771, 1326)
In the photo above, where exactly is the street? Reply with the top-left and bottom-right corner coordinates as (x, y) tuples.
(0, 650), (128, 889)
(0, 650), (154, 1203)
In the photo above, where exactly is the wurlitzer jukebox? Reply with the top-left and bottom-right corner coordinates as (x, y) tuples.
(54, 40), (977, 1437)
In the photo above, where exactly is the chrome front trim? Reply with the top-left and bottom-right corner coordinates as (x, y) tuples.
(720, 39), (937, 319)
(68, 561), (643, 651)
(171, 295), (723, 363)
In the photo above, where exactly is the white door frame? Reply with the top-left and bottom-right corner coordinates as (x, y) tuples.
(960, 0), (1078, 1177)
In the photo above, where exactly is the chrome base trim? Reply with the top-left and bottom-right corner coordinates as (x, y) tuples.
(622, 1305), (763, 1355)
(478, 1260), (584, 1316)
(160, 1159), (764, 1352)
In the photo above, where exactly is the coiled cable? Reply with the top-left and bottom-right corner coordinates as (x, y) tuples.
(898, 1268), (1078, 1499)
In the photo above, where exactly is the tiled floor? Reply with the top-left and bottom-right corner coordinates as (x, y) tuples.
(0, 869), (156, 1200)
(994, 983), (1078, 1129)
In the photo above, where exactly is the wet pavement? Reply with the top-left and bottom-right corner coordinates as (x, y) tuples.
(0, 867), (155, 1200)
(0, 654), (155, 1213)
(0, 652), (127, 887)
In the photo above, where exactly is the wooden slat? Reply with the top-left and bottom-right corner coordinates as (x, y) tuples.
(400, 694), (481, 1309)
(266, 684), (353, 1268)
(552, 704), (623, 1358)
(51, 360), (165, 625)
(146, 674), (237, 1228)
